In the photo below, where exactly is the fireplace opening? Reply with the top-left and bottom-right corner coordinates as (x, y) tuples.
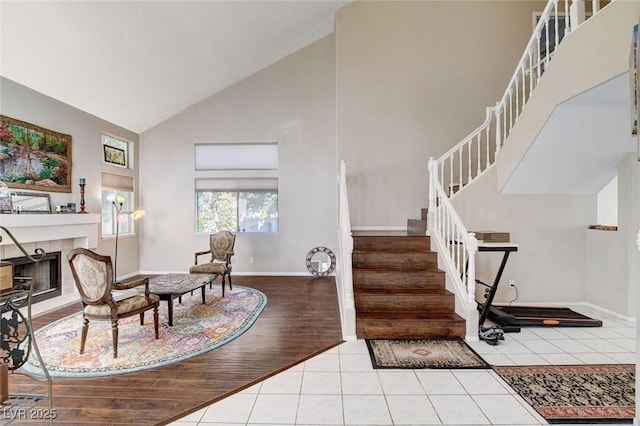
(2, 251), (62, 304)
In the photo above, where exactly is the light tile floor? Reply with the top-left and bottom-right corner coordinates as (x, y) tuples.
(171, 305), (637, 425)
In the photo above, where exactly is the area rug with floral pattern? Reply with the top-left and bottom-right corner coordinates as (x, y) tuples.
(366, 339), (490, 369)
(22, 285), (267, 378)
(494, 364), (635, 424)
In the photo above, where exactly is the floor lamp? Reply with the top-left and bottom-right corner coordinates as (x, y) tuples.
(106, 193), (144, 281)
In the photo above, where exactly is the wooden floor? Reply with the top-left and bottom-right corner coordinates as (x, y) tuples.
(8, 276), (344, 425)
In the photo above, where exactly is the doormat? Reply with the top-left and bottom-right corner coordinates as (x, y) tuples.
(494, 364), (635, 424)
(365, 339), (489, 369)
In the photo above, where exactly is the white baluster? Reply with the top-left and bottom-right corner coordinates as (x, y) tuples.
(564, 0), (570, 36)
(554, 0), (559, 48)
(521, 66), (526, 110)
(483, 124), (489, 172)
(515, 74), (520, 117)
(449, 156), (453, 195)
(592, 0), (599, 14)
(468, 140), (472, 183)
(536, 35), (542, 80)
(466, 233), (478, 306)
(544, 15), (550, 69)
(458, 146), (463, 191)
(477, 135), (481, 178)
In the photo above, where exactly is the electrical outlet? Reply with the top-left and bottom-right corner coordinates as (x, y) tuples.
(508, 279), (516, 288)
(249, 257), (254, 264)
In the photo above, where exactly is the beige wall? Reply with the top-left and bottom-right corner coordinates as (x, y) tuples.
(0, 77), (142, 277)
(451, 166), (595, 306)
(139, 36), (337, 274)
(336, 0), (545, 227)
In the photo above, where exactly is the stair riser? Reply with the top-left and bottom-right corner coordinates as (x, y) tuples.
(356, 319), (465, 339)
(353, 270), (445, 290)
(353, 236), (430, 252)
(407, 219), (427, 235)
(355, 294), (455, 313)
(352, 252), (437, 270)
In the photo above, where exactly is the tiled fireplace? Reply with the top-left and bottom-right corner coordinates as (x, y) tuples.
(0, 213), (100, 314)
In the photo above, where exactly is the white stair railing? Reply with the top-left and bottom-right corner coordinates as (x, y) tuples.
(428, 0), (604, 340)
(337, 160), (356, 340)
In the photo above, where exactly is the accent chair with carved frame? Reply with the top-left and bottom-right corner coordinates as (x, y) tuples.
(190, 230), (235, 297)
(67, 248), (160, 358)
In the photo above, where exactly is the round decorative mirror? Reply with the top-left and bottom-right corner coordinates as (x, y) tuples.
(306, 246), (336, 276)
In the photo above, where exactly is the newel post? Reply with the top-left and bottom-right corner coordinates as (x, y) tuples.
(427, 157), (436, 236)
(569, 0), (585, 32)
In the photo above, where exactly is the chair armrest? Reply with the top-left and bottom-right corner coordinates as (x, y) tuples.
(194, 250), (212, 265)
(115, 276), (150, 298)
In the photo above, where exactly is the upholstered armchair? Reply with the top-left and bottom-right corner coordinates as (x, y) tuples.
(190, 230), (235, 297)
(67, 248), (159, 358)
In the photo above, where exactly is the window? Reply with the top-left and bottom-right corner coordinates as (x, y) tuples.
(102, 134), (129, 168)
(195, 178), (278, 233)
(194, 143), (278, 234)
(101, 172), (135, 237)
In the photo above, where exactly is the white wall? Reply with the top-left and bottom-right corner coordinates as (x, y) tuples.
(451, 166), (594, 306)
(0, 77), (142, 277)
(586, 153), (639, 318)
(335, 0), (546, 227)
(597, 176), (618, 226)
(139, 36), (337, 275)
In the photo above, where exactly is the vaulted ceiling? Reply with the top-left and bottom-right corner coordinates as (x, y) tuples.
(0, 1), (349, 133)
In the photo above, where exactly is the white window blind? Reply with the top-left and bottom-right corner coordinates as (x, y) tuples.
(194, 143), (278, 170)
(101, 172), (134, 191)
(195, 178), (278, 192)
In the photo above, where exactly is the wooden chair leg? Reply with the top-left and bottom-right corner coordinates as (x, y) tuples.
(153, 306), (159, 339)
(139, 312), (145, 325)
(80, 317), (89, 354)
(111, 320), (119, 358)
(227, 273), (232, 291)
(221, 275), (226, 298)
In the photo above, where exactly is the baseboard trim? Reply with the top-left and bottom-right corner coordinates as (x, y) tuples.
(351, 226), (406, 232)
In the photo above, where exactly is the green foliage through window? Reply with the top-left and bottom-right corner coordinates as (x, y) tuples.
(196, 191), (278, 233)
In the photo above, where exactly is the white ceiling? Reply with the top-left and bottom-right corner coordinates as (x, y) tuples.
(0, 1), (349, 133)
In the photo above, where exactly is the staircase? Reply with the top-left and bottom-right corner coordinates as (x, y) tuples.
(352, 231), (466, 339)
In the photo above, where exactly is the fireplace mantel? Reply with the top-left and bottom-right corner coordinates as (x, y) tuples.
(0, 213), (100, 247)
(0, 213), (101, 316)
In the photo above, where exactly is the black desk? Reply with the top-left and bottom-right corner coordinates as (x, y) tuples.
(474, 242), (519, 328)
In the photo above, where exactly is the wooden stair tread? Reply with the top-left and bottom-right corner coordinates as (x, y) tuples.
(356, 312), (463, 321)
(354, 288), (451, 295)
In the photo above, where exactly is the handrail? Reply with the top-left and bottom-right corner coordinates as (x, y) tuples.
(336, 160), (356, 340)
(428, 0), (603, 341)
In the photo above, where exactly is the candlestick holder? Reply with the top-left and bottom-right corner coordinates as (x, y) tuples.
(79, 183), (88, 213)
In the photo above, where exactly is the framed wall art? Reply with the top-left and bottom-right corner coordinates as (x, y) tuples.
(103, 145), (126, 166)
(0, 115), (72, 193)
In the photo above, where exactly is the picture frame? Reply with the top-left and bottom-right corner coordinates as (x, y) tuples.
(0, 115), (72, 193)
(103, 145), (126, 167)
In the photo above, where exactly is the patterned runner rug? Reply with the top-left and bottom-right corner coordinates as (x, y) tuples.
(366, 339), (489, 369)
(22, 285), (267, 378)
(494, 364), (635, 424)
